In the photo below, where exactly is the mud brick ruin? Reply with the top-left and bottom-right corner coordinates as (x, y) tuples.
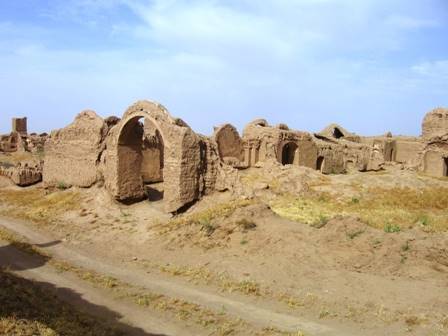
(1, 101), (448, 211)
(0, 117), (45, 186)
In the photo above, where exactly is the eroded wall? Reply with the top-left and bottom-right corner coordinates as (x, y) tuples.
(103, 100), (202, 213)
(43, 110), (107, 188)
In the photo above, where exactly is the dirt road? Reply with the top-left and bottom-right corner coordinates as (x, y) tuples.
(0, 216), (358, 336)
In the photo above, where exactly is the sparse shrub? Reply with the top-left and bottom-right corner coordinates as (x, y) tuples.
(56, 181), (68, 190)
(416, 214), (430, 226)
(312, 214), (329, 228)
(319, 308), (330, 319)
(236, 218), (257, 231)
(351, 197), (360, 204)
(384, 223), (401, 233)
(347, 229), (364, 240)
(401, 240), (410, 252)
(372, 238), (382, 246)
(200, 219), (216, 236)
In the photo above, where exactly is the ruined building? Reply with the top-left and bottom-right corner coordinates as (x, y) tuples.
(0, 117), (45, 186)
(2, 102), (448, 212)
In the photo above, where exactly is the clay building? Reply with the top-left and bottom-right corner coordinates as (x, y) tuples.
(0, 117), (44, 185)
(12, 117), (28, 136)
(420, 108), (448, 177)
(3, 102), (448, 211)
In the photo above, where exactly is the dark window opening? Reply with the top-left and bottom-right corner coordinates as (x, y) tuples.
(281, 142), (298, 165)
(444, 158), (448, 177)
(317, 156), (325, 171)
(333, 128), (344, 139)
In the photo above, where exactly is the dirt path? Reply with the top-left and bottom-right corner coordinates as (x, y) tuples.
(0, 216), (357, 336)
(0, 239), (188, 336)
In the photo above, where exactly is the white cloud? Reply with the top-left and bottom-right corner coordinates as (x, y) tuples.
(386, 15), (440, 29)
(0, 0), (447, 136)
(412, 60), (448, 77)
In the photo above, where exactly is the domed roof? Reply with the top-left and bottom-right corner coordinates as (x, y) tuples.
(422, 107), (448, 140)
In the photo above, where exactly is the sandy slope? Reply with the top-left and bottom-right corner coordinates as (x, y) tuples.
(0, 166), (448, 335)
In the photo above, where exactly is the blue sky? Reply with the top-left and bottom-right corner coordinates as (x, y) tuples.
(0, 0), (447, 136)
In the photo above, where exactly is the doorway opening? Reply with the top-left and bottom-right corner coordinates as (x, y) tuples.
(316, 156), (325, 172)
(117, 117), (165, 203)
(281, 142), (298, 165)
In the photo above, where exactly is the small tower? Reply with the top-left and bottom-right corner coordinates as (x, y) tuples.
(12, 117), (27, 136)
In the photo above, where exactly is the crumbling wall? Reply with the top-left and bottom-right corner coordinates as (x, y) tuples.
(422, 107), (448, 140)
(242, 120), (317, 169)
(394, 140), (423, 166)
(12, 117), (27, 136)
(213, 124), (244, 166)
(315, 145), (345, 174)
(316, 123), (361, 143)
(421, 139), (448, 177)
(0, 162), (42, 186)
(43, 110), (106, 188)
(0, 132), (26, 153)
(103, 100), (202, 213)
(423, 150), (446, 177)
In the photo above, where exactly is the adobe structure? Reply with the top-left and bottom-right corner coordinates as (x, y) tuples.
(0, 117), (46, 186)
(1, 101), (448, 212)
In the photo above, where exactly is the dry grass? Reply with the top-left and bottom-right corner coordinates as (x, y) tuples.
(158, 198), (254, 234)
(240, 171), (281, 191)
(159, 263), (263, 297)
(0, 188), (81, 224)
(271, 187), (448, 232)
(0, 227), (247, 335)
(0, 270), (123, 336)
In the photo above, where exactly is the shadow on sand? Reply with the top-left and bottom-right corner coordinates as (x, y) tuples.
(0, 241), (167, 336)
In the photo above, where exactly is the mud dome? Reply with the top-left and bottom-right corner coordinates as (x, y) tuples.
(3, 101), (448, 212)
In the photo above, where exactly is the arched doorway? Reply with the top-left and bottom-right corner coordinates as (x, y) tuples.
(316, 156), (325, 172)
(117, 116), (165, 203)
(333, 128), (344, 139)
(141, 118), (164, 201)
(281, 142), (298, 165)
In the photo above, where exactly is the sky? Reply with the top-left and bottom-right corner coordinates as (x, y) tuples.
(0, 0), (447, 136)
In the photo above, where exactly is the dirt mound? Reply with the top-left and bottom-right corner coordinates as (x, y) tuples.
(240, 160), (325, 197)
(314, 217), (448, 278)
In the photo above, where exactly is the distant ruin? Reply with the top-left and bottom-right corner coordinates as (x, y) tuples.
(1, 101), (448, 212)
(0, 117), (45, 186)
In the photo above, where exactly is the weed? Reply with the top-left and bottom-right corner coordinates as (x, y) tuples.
(351, 197), (360, 204)
(240, 239), (248, 245)
(384, 223), (401, 233)
(200, 219), (216, 236)
(311, 214), (329, 228)
(372, 238), (382, 246)
(347, 229), (364, 240)
(160, 199), (254, 234)
(319, 308), (330, 319)
(57, 181), (68, 190)
(401, 241), (410, 252)
(236, 218), (257, 231)
(405, 315), (421, 327)
(416, 214), (430, 226)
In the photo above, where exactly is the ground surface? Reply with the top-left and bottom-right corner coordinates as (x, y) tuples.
(0, 158), (447, 336)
